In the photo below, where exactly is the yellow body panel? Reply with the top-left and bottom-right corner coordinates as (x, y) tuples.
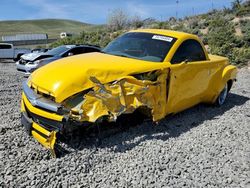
(21, 29), (237, 152)
(31, 123), (56, 149)
(31, 123), (57, 157)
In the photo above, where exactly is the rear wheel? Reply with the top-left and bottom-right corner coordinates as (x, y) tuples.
(216, 83), (228, 106)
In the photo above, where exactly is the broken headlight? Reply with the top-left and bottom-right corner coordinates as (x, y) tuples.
(62, 91), (86, 109)
(29, 60), (41, 65)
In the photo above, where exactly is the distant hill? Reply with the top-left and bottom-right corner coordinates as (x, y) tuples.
(0, 19), (101, 39)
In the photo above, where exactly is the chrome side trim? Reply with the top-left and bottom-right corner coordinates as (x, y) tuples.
(22, 81), (62, 112)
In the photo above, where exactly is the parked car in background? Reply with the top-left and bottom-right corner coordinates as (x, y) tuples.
(20, 29), (237, 155)
(60, 32), (72, 39)
(16, 44), (100, 76)
(0, 43), (30, 61)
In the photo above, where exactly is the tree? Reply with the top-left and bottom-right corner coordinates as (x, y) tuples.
(231, 0), (242, 11)
(130, 15), (144, 28)
(107, 9), (128, 31)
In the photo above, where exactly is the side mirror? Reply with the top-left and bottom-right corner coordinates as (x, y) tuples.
(68, 52), (74, 56)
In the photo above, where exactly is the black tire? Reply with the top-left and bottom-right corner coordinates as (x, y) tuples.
(14, 54), (23, 62)
(215, 83), (229, 106)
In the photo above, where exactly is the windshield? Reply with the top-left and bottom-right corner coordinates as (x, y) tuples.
(46, 46), (71, 56)
(102, 32), (176, 62)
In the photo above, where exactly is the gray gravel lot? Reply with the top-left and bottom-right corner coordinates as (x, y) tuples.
(0, 62), (249, 188)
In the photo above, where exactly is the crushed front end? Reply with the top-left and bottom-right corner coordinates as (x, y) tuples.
(21, 81), (68, 157)
(21, 69), (169, 156)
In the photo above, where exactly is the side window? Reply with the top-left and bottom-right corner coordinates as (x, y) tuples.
(70, 47), (86, 55)
(0, 44), (12, 49)
(171, 39), (206, 64)
(85, 47), (100, 53)
(64, 47), (85, 56)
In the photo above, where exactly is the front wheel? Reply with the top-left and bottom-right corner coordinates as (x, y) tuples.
(14, 54), (23, 62)
(215, 83), (228, 106)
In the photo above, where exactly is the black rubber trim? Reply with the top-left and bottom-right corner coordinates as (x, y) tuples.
(21, 112), (32, 135)
(23, 100), (64, 132)
(17, 68), (27, 73)
(32, 128), (50, 139)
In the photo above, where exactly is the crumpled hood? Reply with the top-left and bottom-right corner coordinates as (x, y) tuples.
(30, 52), (170, 103)
(21, 52), (44, 61)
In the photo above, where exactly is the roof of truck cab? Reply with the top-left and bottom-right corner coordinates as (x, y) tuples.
(129, 29), (196, 40)
(0, 43), (13, 46)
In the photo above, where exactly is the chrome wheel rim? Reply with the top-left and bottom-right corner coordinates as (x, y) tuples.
(218, 84), (228, 105)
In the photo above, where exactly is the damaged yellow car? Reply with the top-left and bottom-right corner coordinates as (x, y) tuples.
(21, 29), (237, 156)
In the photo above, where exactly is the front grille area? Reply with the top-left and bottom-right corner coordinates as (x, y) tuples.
(17, 68), (26, 73)
(30, 84), (55, 102)
(23, 101), (64, 132)
(19, 59), (28, 65)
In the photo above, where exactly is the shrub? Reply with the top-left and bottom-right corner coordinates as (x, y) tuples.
(231, 48), (250, 65)
(206, 16), (250, 64)
(50, 29), (125, 48)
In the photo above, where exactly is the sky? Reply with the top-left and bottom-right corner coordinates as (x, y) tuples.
(0, 0), (235, 24)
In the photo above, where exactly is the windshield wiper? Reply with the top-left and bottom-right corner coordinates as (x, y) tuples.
(101, 51), (132, 58)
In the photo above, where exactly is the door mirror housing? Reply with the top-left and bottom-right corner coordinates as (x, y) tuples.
(183, 58), (190, 63)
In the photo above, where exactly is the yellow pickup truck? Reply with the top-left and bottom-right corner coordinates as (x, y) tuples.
(20, 29), (237, 156)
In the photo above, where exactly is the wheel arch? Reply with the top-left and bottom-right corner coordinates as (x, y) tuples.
(14, 53), (24, 61)
(222, 65), (237, 85)
(211, 65), (237, 104)
(220, 65), (237, 92)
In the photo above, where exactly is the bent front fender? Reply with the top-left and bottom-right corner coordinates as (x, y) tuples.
(71, 69), (169, 123)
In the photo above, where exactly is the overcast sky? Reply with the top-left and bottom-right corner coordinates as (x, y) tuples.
(0, 0), (234, 24)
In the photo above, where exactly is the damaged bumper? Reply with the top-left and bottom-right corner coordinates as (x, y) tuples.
(16, 61), (37, 76)
(21, 87), (64, 157)
(21, 111), (57, 156)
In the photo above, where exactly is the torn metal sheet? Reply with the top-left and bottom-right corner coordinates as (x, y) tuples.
(70, 69), (169, 123)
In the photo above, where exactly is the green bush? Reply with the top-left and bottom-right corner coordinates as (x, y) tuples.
(50, 29), (125, 48)
(205, 15), (249, 65)
(231, 48), (250, 65)
(240, 20), (250, 45)
(231, 0), (250, 16)
(235, 6), (250, 16)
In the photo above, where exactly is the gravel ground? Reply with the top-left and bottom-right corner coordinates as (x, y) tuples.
(0, 62), (249, 188)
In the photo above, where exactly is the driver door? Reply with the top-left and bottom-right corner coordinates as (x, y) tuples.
(166, 39), (215, 113)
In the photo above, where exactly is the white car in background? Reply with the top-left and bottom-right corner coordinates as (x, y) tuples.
(16, 44), (101, 76)
(0, 43), (30, 61)
(16, 52), (45, 76)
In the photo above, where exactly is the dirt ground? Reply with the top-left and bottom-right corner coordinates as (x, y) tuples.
(0, 62), (249, 187)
